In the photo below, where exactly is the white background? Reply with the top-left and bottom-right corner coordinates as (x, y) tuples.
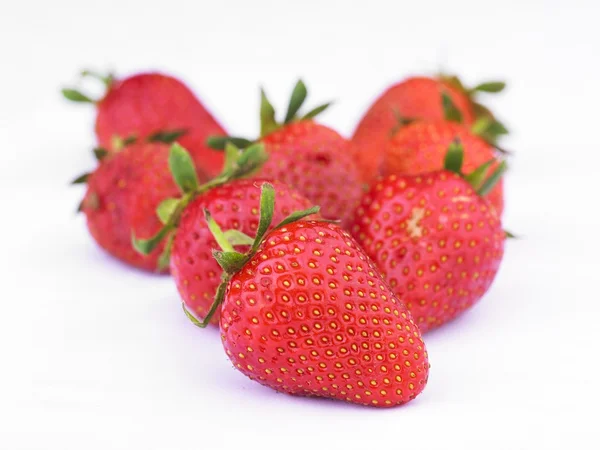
(1, 0), (598, 449)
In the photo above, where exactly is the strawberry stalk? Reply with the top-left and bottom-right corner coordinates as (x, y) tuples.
(183, 182), (320, 327)
(206, 79), (332, 150)
(131, 142), (269, 270)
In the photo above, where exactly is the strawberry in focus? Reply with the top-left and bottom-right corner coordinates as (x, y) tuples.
(185, 183), (429, 407)
(351, 75), (507, 182)
(351, 142), (506, 332)
(207, 80), (363, 227)
(170, 179), (316, 325)
(63, 70), (226, 177)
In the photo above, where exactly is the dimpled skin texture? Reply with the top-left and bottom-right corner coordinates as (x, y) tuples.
(220, 221), (429, 408)
(83, 143), (182, 272)
(170, 179), (315, 324)
(95, 73), (226, 177)
(258, 121), (363, 227)
(351, 77), (475, 182)
(383, 121), (504, 215)
(351, 172), (505, 332)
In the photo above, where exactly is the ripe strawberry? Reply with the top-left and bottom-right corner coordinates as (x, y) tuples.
(382, 120), (504, 215)
(207, 80), (363, 227)
(63, 70), (226, 177)
(186, 183), (429, 408)
(351, 75), (507, 182)
(76, 142), (182, 272)
(170, 179), (316, 324)
(350, 143), (506, 332)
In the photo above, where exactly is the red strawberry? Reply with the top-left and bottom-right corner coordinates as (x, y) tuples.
(207, 80), (363, 227)
(76, 143), (183, 272)
(350, 143), (506, 332)
(186, 183), (430, 408)
(382, 120), (504, 215)
(63, 70), (226, 177)
(170, 179), (316, 325)
(351, 75), (507, 182)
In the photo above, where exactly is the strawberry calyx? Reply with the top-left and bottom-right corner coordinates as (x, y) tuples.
(61, 69), (115, 104)
(205, 80), (332, 150)
(440, 74), (509, 144)
(443, 139), (507, 197)
(183, 182), (320, 327)
(131, 142), (269, 270)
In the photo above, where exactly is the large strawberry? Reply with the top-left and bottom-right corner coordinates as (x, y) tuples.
(74, 142), (183, 272)
(185, 183), (429, 408)
(206, 80), (363, 227)
(382, 120), (505, 215)
(170, 179), (316, 325)
(351, 75), (508, 182)
(62, 70), (226, 177)
(351, 142), (506, 332)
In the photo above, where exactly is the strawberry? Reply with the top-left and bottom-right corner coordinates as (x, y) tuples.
(351, 75), (508, 182)
(350, 142), (506, 332)
(383, 120), (505, 215)
(170, 179), (316, 325)
(185, 183), (429, 407)
(206, 80), (363, 227)
(75, 142), (183, 272)
(62, 70), (226, 177)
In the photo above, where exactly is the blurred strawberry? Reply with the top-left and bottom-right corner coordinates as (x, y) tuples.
(62, 70), (226, 177)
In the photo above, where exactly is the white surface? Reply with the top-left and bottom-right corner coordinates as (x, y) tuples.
(1, 1), (598, 449)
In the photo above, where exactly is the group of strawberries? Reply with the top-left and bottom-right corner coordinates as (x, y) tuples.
(65, 70), (509, 408)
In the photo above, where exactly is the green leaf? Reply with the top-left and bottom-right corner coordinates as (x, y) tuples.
(302, 102), (332, 120)
(93, 147), (109, 161)
(478, 161), (507, 197)
(260, 88), (278, 136)
(61, 88), (94, 103)
(186, 281), (228, 327)
(273, 206), (320, 231)
(441, 92), (463, 123)
(473, 81), (506, 93)
(169, 143), (199, 193)
(505, 230), (518, 239)
(131, 225), (171, 255)
(284, 79), (308, 123)
(234, 143), (269, 178)
(156, 198), (180, 225)
(465, 159), (494, 190)
(122, 135), (137, 146)
(182, 303), (206, 328)
(157, 231), (175, 271)
(71, 173), (90, 184)
(441, 74), (466, 93)
(223, 229), (255, 246)
(250, 183), (276, 253)
(206, 135), (253, 150)
(148, 129), (188, 144)
(204, 209), (235, 253)
(222, 142), (241, 174)
(471, 117), (492, 136)
(81, 69), (114, 88)
(443, 139), (464, 174)
(212, 250), (248, 274)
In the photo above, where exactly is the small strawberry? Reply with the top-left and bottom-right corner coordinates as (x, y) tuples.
(351, 75), (508, 182)
(207, 80), (363, 227)
(185, 183), (430, 407)
(383, 120), (505, 215)
(170, 179), (316, 325)
(351, 142), (506, 332)
(74, 142), (183, 272)
(62, 70), (226, 177)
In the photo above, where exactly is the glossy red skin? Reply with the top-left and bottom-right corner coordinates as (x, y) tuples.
(170, 179), (316, 324)
(351, 172), (505, 332)
(220, 221), (429, 408)
(351, 77), (475, 182)
(384, 121), (504, 215)
(258, 120), (363, 228)
(82, 143), (182, 272)
(95, 73), (226, 178)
